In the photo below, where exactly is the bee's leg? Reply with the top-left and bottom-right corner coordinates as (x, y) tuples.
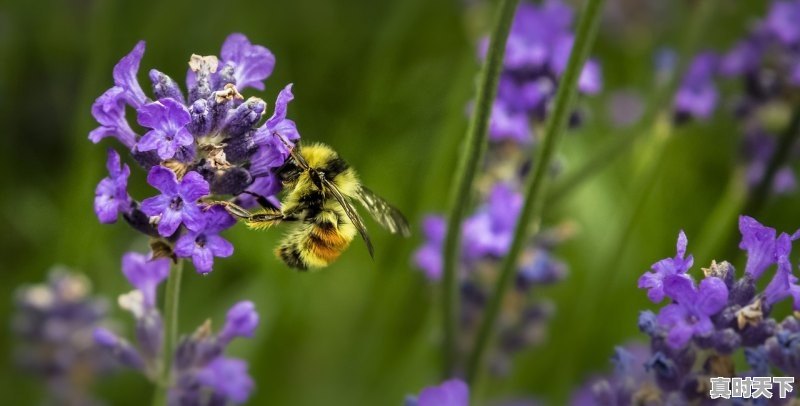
(210, 200), (286, 230)
(240, 191), (280, 211)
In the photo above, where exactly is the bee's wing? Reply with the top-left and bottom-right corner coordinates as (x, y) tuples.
(355, 186), (411, 237)
(322, 178), (374, 258)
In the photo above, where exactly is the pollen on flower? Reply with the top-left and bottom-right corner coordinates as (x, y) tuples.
(189, 54), (219, 73)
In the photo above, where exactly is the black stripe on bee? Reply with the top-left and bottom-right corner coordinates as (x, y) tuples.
(278, 246), (307, 270)
(321, 157), (349, 179)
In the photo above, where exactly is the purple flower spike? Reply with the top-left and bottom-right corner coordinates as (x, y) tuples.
(196, 357), (254, 404)
(739, 215), (778, 280)
(488, 101), (532, 143)
(221, 33), (276, 91)
(121, 252), (170, 309)
(657, 275), (728, 349)
(766, 1), (800, 46)
(140, 167), (209, 236)
(136, 98), (194, 160)
(174, 205), (235, 274)
(413, 216), (447, 280)
(94, 149), (131, 224)
(113, 41), (148, 108)
(219, 301), (260, 343)
(673, 53), (718, 120)
(416, 379), (469, 406)
(89, 87), (139, 149)
(638, 230), (694, 303)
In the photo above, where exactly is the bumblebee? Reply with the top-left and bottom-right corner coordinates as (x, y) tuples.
(217, 137), (410, 270)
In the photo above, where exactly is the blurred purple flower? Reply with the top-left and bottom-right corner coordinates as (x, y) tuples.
(411, 379), (469, 406)
(121, 252), (170, 309)
(673, 53), (718, 120)
(219, 301), (260, 343)
(196, 357), (255, 404)
(413, 216), (447, 280)
(766, 0), (800, 46)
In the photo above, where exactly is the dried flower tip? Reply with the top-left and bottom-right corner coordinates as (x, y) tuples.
(189, 54), (219, 74)
(214, 83), (244, 103)
(737, 298), (764, 329)
(149, 239), (176, 263)
(162, 159), (190, 179)
(23, 286), (55, 309)
(193, 319), (214, 340)
(702, 260), (734, 281)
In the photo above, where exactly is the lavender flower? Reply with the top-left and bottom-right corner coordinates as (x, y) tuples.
(13, 269), (115, 405)
(174, 205), (235, 274)
(89, 33), (302, 274)
(412, 0), (599, 376)
(95, 251), (259, 405)
(637, 230), (693, 303)
(577, 216), (800, 404)
(673, 52), (718, 121)
(482, 0), (602, 142)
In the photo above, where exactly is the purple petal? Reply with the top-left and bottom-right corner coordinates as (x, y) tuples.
(121, 252), (170, 308)
(662, 274), (696, 304)
(766, 1), (800, 45)
(113, 41), (147, 107)
(140, 194), (170, 216)
(638, 271), (665, 303)
(579, 59), (602, 94)
(203, 205), (236, 233)
(207, 235), (234, 257)
(179, 171), (211, 202)
(694, 277), (729, 316)
(146, 166), (179, 196)
(739, 215), (778, 279)
(158, 207), (183, 236)
(266, 84), (295, 130)
(413, 245), (442, 281)
(192, 245), (214, 274)
(220, 33), (276, 91)
(174, 233), (197, 258)
(180, 202), (207, 233)
(421, 216), (447, 243)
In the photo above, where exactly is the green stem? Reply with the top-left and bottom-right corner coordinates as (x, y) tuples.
(440, 0), (520, 378)
(465, 0), (606, 387)
(545, 0), (718, 205)
(152, 259), (183, 406)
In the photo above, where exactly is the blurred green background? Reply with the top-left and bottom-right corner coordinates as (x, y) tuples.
(0, 0), (786, 404)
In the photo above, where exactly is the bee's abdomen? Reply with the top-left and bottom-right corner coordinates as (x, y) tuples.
(275, 219), (353, 270)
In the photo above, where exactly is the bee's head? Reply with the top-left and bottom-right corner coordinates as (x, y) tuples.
(275, 157), (303, 187)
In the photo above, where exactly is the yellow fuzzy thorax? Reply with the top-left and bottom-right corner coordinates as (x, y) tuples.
(299, 143), (359, 196)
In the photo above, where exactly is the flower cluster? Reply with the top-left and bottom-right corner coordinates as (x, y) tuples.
(484, 0), (602, 143)
(12, 269), (115, 405)
(669, 0), (800, 194)
(91, 33), (300, 274)
(575, 216), (800, 404)
(94, 252), (259, 405)
(413, 0), (600, 376)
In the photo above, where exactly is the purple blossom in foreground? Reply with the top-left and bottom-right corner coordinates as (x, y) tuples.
(140, 167), (209, 237)
(89, 33), (301, 274)
(637, 230), (693, 303)
(573, 215), (800, 404)
(13, 269), (115, 405)
(95, 251), (259, 405)
(406, 379), (469, 406)
(174, 205), (235, 274)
